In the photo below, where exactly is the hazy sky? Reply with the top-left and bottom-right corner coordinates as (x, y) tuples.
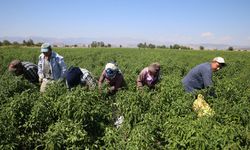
(0, 0), (250, 45)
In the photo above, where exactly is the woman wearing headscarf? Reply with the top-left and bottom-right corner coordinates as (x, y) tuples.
(98, 62), (126, 95)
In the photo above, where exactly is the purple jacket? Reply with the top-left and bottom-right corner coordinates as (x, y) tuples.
(137, 67), (160, 88)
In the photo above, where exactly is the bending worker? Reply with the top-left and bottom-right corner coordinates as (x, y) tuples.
(8, 59), (39, 84)
(137, 62), (161, 90)
(65, 66), (96, 90)
(98, 62), (126, 95)
(182, 57), (226, 93)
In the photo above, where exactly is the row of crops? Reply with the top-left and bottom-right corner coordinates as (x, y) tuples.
(0, 47), (250, 149)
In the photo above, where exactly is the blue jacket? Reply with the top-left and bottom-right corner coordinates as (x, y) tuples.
(182, 62), (213, 93)
(38, 51), (67, 80)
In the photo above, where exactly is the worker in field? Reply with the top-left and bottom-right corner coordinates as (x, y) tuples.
(137, 62), (161, 90)
(38, 43), (67, 92)
(65, 66), (96, 90)
(98, 62), (126, 95)
(182, 57), (226, 93)
(8, 59), (39, 84)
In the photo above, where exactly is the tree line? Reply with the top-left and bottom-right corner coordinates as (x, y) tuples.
(90, 41), (112, 48)
(0, 39), (42, 47)
(0, 39), (235, 50)
(137, 42), (235, 51)
(137, 43), (193, 50)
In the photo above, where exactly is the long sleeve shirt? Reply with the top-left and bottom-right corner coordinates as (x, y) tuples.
(38, 51), (67, 80)
(98, 69), (125, 92)
(182, 62), (213, 93)
(21, 62), (39, 83)
(65, 67), (96, 90)
(137, 67), (160, 88)
(79, 68), (96, 89)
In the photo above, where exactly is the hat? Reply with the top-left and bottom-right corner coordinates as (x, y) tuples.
(41, 43), (51, 53)
(105, 63), (118, 78)
(8, 60), (22, 72)
(213, 57), (225, 64)
(105, 63), (118, 71)
(66, 67), (83, 89)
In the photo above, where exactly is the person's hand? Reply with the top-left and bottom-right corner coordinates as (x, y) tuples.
(98, 88), (102, 94)
(39, 78), (43, 83)
(57, 78), (64, 83)
(107, 88), (115, 96)
(109, 86), (115, 92)
(137, 86), (144, 91)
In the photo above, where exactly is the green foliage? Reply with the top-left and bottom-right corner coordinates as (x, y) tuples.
(23, 39), (35, 46)
(0, 47), (250, 149)
(43, 119), (89, 149)
(228, 46), (234, 51)
(137, 42), (157, 49)
(0, 39), (38, 47)
(90, 41), (111, 48)
(170, 44), (192, 50)
(2, 40), (12, 46)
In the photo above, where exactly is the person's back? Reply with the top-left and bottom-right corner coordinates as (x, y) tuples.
(108, 71), (126, 88)
(182, 62), (212, 93)
(66, 67), (96, 90)
(8, 60), (39, 84)
(21, 61), (39, 83)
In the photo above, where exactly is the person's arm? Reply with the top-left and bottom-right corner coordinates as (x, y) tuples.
(201, 68), (213, 88)
(201, 67), (217, 97)
(151, 70), (161, 86)
(202, 69), (217, 97)
(157, 70), (161, 81)
(58, 57), (67, 79)
(38, 56), (44, 83)
(137, 69), (146, 89)
(85, 74), (97, 90)
(109, 74), (124, 93)
(27, 67), (39, 83)
(98, 70), (106, 93)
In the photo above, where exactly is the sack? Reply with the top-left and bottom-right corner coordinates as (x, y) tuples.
(192, 94), (215, 117)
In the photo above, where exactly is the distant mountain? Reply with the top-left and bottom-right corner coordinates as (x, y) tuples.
(0, 36), (249, 50)
(0, 36), (93, 45)
(0, 36), (169, 48)
(187, 43), (230, 50)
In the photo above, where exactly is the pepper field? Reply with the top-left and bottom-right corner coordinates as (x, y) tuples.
(0, 47), (250, 149)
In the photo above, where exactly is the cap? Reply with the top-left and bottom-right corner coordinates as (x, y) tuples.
(213, 57), (225, 64)
(8, 60), (22, 72)
(41, 43), (51, 53)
